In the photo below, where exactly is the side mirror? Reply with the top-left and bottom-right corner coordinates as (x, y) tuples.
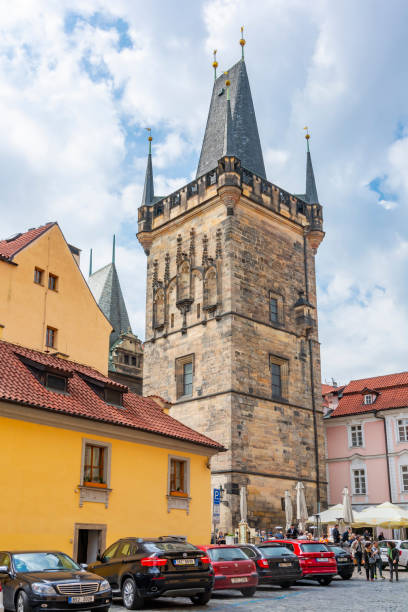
(0, 565), (9, 575)
(80, 563), (88, 570)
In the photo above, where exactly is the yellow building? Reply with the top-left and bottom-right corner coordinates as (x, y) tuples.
(0, 339), (223, 562)
(0, 223), (112, 374)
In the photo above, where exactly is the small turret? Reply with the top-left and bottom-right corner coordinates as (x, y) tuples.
(141, 129), (155, 206)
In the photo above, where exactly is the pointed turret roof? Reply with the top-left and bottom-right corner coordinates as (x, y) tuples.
(141, 136), (155, 206)
(196, 60), (266, 179)
(222, 86), (235, 156)
(88, 259), (131, 348)
(305, 138), (319, 204)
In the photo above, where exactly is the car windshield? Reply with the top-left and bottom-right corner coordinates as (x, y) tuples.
(144, 542), (197, 553)
(328, 546), (344, 554)
(300, 544), (329, 553)
(12, 553), (80, 573)
(208, 548), (247, 562)
(258, 546), (294, 557)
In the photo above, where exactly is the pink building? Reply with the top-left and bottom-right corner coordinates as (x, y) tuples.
(324, 372), (408, 514)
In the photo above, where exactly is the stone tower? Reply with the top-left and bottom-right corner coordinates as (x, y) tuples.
(138, 56), (326, 531)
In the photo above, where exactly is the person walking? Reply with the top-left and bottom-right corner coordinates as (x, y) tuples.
(351, 536), (363, 575)
(364, 542), (375, 581)
(388, 542), (399, 582)
(372, 541), (385, 580)
(332, 524), (341, 544)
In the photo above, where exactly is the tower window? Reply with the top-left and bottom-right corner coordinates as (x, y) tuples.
(34, 267), (44, 285)
(270, 355), (289, 400)
(175, 354), (194, 399)
(269, 291), (284, 326)
(171, 313), (174, 328)
(197, 303), (201, 319)
(131, 356), (136, 366)
(270, 297), (278, 323)
(48, 273), (58, 291)
(45, 326), (57, 348)
(123, 354), (129, 365)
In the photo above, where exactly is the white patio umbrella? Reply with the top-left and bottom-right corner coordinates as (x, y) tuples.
(296, 482), (308, 533)
(284, 490), (293, 532)
(307, 503), (344, 525)
(342, 487), (354, 525)
(353, 502), (408, 529)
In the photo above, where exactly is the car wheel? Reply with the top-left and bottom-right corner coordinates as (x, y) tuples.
(240, 586), (257, 597)
(318, 577), (332, 586)
(279, 582), (292, 588)
(121, 578), (144, 610)
(190, 592), (212, 605)
(16, 591), (30, 612)
(341, 575), (352, 580)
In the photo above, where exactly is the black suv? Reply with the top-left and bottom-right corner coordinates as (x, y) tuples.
(88, 538), (213, 609)
(326, 545), (354, 580)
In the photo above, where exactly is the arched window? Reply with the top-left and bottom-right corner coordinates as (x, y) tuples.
(204, 268), (217, 308)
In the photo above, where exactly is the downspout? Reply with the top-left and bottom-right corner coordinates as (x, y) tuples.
(374, 411), (392, 502)
(304, 235), (320, 512)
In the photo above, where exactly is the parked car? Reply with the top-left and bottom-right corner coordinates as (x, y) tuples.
(0, 551), (112, 612)
(326, 545), (354, 580)
(268, 540), (337, 585)
(88, 537), (213, 609)
(196, 545), (258, 596)
(237, 543), (302, 588)
(377, 540), (406, 569)
(0, 582), (4, 612)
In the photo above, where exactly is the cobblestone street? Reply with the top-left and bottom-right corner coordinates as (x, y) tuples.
(111, 570), (408, 612)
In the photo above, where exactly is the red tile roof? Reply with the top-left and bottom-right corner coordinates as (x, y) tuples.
(330, 370), (408, 418)
(322, 384), (336, 396)
(0, 340), (224, 451)
(0, 223), (55, 261)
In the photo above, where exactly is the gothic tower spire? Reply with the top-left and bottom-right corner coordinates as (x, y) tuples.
(141, 129), (155, 206)
(222, 77), (234, 156)
(305, 129), (319, 205)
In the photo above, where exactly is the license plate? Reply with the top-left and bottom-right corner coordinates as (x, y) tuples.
(174, 558), (195, 565)
(68, 596), (94, 604)
(338, 558), (348, 563)
(231, 577), (248, 583)
(316, 558), (328, 562)
(279, 563), (292, 567)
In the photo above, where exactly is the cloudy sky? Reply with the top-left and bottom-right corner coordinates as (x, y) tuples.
(2, 0), (408, 384)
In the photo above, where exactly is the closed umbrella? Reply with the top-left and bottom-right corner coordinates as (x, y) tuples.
(284, 490), (292, 532)
(342, 487), (354, 525)
(239, 486), (247, 523)
(296, 482), (308, 533)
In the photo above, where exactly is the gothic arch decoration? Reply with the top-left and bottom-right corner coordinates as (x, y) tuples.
(177, 259), (191, 302)
(153, 286), (165, 329)
(203, 266), (217, 311)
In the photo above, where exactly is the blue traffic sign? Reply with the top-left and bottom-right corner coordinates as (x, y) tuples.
(213, 488), (221, 505)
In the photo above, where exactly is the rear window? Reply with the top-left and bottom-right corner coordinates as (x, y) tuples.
(144, 542), (197, 553)
(258, 546), (295, 557)
(328, 546), (344, 555)
(208, 548), (248, 562)
(300, 544), (329, 553)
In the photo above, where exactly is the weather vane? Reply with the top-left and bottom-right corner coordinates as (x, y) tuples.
(146, 127), (152, 153)
(240, 26), (246, 60)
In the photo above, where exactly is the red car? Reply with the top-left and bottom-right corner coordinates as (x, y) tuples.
(197, 545), (258, 596)
(268, 540), (337, 585)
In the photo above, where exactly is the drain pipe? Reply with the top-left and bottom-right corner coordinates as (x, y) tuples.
(374, 411), (392, 502)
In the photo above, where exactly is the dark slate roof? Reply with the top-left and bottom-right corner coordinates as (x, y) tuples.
(141, 152), (154, 205)
(305, 149), (319, 204)
(88, 263), (131, 347)
(196, 60), (266, 179)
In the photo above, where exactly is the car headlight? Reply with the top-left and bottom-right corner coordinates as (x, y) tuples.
(99, 580), (111, 592)
(31, 583), (56, 595)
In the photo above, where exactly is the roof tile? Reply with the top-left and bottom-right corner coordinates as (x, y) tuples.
(0, 223), (55, 261)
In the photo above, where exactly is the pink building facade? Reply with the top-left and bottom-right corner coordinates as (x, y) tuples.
(324, 373), (408, 514)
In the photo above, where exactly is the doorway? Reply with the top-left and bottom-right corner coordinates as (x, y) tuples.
(73, 523), (106, 564)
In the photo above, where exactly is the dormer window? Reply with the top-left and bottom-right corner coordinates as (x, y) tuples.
(104, 387), (122, 406)
(46, 373), (67, 392)
(364, 394), (373, 405)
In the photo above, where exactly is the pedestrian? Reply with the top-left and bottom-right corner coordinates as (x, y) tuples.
(351, 535), (364, 574)
(388, 541), (399, 582)
(286, 524), (299, 539)
(332, 524), (341, 544)
(273, 527), (283, 539)
(378, 532), (385, 541)
(364, 542), (375, 582)
(341, 528), (349, 545)
(307, 532), (314, 541)
(372, 541), (385, 580)
(217, 530), (226, 545)
(363, 528), (371, 540)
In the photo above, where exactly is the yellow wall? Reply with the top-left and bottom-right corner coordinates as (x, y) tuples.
(0, 413), (212, 553)
(0, 225), (112, 374)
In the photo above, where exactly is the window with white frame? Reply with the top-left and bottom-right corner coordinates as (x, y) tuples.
(364, 394), (373, 405)
(398, 419), (408, 442)
(353, 469), (367, 495)
(401, 466), (408, 492)
(350, 424), (363, 447)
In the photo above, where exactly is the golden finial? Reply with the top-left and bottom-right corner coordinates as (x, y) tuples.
(304, 126), (310, 152)
(240, 25), (246, 59)
(146, 127), (152, 153)
(224, 72), (231, 100)
(212, 49), (218, 80)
